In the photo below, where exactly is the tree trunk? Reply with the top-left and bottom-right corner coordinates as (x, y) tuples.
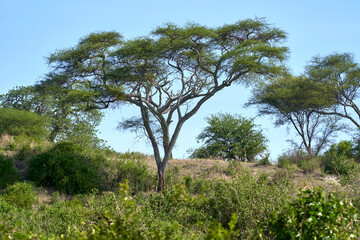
(157, 165), (165, 192)
(49, 127), (60, 142)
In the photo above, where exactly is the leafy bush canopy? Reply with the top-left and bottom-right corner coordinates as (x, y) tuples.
(28, 142), (103, 194)
(191, 113), (267, 161)
(0, 108), (49, 140)
(2, 182), (37, 209)
(268, 188), (359, 239)
(322, 141), (359, 176)
(0, 154), (18, 189)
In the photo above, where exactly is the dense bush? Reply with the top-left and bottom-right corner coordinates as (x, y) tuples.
(0, 154), (18, 189)
(28, 142), (103, 194)
(198, 172), (292, 238)
(277, 149), (307, 167)
(298, 157), (321, 174)
(2, 182), (37, 209)
(0, 196), (15, 213)
(78, 182), (187, 240)
(322, 141), (359, 176)
(113, 159), (155, 192)
(0, 108), (49, 140)
(28, 142), (155, 194)
(268, 188), (359, 239)
(277, 149), (321, 173)
(327, 140), (354, 159)
(191, 113), (267, 161)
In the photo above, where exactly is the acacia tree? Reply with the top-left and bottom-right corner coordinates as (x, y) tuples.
(249, 75), (343, 155)
(306, 53), (360, 128)
(45, 19), (288, 191)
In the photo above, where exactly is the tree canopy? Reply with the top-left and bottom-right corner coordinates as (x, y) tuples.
(249, 75), (343, 155)
(306, 53), (360, 128)
(191, 113), (267, 161)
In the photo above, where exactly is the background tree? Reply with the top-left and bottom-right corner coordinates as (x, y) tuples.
(0, 76), (104, 148)
(305, 53), (360, 128)
(249, 75), (343, 156)
(45, 18), (288, 191)
(190, 113), (267, 161)
(0, 108), (49, 140)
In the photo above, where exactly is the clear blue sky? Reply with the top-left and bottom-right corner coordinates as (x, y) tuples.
(1, 0), (360, 159)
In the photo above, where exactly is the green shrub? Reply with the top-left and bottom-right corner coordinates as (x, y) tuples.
(298, 157), (320, 174)
(51, 141), (84, 154)
(277, 149), (307, 168)
(328, 140), (354, 159)
(204, 214), (239, 240)
(2, 182), (37, 209)
(270, 168), (295, 187)
(0, 108), (49, 140)
(28, 142), (103, 194)
(277, 154), (294, 168)
(268, 188), (359, 239)
(257, 153), (272, 166)
(321, 141), (359, 177)
(322, 152), (358, 176)
(225, 160), (247, 177)
(118, 151), (149, 160)
(79, 182), (186, 240)
(0, 197), (15, 213)
(199, 173), (291, 238)
(0, 154), (18, 189)
(113, 159), (155, 193)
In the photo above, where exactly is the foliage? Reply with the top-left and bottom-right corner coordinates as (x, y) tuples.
(0, 197), (15, 214)
(0, 154), (18, 189)
(198, 172), (292, 238)
(0, 108), (49, 140)
(2, 182), (37, 209)
(28, 142), (103, 194)
(306, 53), (360, 128)
(192, 113), (267, 161)
(250, 75), (343, 155)
(270, 168), (295, 187)
(326, 140), (354, 159)
(78, 182), (187, 240)
(113, 158), (155, 193)
(204, 214), (239, 240)
(0, 83), (104, 147)
(277, 152), (297, 169)
(322, 153), (358, 177)
(257, 153), (272, 166)
(268, 188), (359, 239)
(322, 141), (359, 176)
(277, 149), (320, 173)
(118, 151), (149, 160)
(2, 158), (360, 239)
(298, 157), (321, 174)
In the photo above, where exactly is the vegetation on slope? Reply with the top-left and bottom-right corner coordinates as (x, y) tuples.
(0, 136), (360, 239)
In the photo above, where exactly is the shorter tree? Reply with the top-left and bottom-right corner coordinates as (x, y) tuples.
(0, 81), (104, 148)
(249, 75), (343, 156)
(191, 113), (267, 161)
(0, 108), (49, 140)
